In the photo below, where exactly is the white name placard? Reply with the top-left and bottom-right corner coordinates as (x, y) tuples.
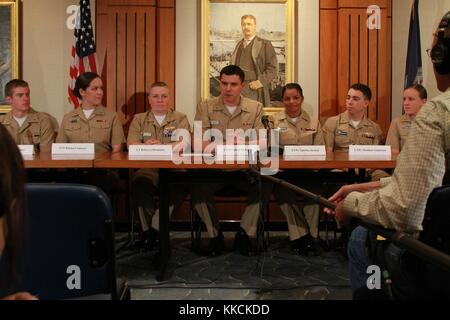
(18, 144), (34, 156)
(284, 145), (326, 157)
(216, 145), (259, 162)
(349, 145), (391, 160)
(128, 144), (173, 160)
(52, 143), (95, 155)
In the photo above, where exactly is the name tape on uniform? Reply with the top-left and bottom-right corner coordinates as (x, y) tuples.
(18, 144), (34, 156)
(349, 145), (391, 160)
(284, 145), (326, 158)
(128, 144), (173, 160)
(52, 143), (95, 155)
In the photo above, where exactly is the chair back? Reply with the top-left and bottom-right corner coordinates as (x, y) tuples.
(417, 185), (450, 298)
(22, 183), (116, 300)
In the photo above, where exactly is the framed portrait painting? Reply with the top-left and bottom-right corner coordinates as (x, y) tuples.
(0, 0), (19, 113)
(201, 0), (295, 111)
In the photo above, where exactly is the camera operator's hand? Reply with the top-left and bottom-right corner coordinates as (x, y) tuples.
(333, 202), (352, 226)
(324, 181), (383, 216)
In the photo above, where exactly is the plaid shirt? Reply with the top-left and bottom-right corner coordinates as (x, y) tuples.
(343, 88), (450, 233)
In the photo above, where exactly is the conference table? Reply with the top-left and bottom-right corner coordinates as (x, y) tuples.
(24, 151), (398, 281)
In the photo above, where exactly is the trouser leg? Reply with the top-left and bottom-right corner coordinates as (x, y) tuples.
(131, 169), (158, 232)
(273, 185), (309, 240)
(238, 177), (264, 237)
(347, 226), (371, 293)
(191, 182), (223, 238)
(151, 184), (189, 231)
(303, 202), (320, 239)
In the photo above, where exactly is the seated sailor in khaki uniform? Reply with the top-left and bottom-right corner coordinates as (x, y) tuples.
(0, 79), (56, 153)
(57, 72), (125, 153)
(192, 65), (265, 256)
(266, 83), (324, 255)
(128, 81), (191, 250)
(56, 72), (125, 193)
(370, 85), (428, 181)
(322, 83), (383, 153)
(386, 84), (427, 153)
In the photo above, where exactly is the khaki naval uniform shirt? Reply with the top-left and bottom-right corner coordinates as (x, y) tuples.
(127, 110), (191, 145)
(271, 109), (324, 146)
(343, 88), (450, 232)
(195, 95), (265, 141)
(56, 105), (125, 153)
(385, 114), (413, 152)
(322, 111), (383, 151)
(0, 108), (55, 152)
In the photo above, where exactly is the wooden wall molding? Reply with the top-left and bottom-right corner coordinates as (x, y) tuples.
(320, 0), (392, 135)
(96, 0), (175, 130)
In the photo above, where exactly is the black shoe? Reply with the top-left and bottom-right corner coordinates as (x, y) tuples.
(234, 227), (254, 256)
(140, 227), (159, 251)
(291, 234), (319, 256)
(208, 232), (225, 257)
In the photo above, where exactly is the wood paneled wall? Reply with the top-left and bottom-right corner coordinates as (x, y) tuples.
(320, 0), (392, 135)
(96, 0), (175, 130)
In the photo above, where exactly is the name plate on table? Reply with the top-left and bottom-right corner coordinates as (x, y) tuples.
(284, 145), (326, 157)
(52, 143), (95, 155)
(18, 144), (34, 156)
(349, 145), (391, 160)
(128, 145), (173, 160)
(216, 145), (259, 163)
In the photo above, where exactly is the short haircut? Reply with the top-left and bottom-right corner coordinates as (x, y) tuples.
(220, 65), (245, 83)
(350, 83), (372, 101)
(4, 79), (29, 97)
(282, 83), (304, 98)
(405, 84), (428, 100)
(241, 14), (256, 24)
(73, 72), (101, 99)
(150, 81), (169, 90)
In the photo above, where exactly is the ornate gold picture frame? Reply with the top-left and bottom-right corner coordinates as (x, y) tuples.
(201, 0), (295, 112)
(0, 0), (19, 113)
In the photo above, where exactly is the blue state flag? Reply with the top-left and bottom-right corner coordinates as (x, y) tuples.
(404, 0), (423, 88)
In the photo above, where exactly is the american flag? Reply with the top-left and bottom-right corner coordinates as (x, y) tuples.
(68, 0), (97, 108)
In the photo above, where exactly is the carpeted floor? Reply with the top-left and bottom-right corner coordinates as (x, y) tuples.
(115, 232), (352, 300)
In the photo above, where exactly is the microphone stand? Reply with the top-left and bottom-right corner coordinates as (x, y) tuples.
(261, 116), (271, 157)
(248, 166), (450, 273)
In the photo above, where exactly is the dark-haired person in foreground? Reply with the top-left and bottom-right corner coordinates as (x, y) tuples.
(326, 11), (450, 299)
(0, 124), (37, 300)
